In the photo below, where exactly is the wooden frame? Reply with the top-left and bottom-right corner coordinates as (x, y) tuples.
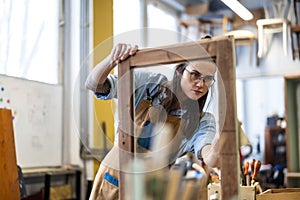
(117, 36), (239, 199)
(284, 75), (300, 187)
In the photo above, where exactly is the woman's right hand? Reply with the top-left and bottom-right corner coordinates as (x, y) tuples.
(85, 43), (138, 92)
(111, 43), (138, 65)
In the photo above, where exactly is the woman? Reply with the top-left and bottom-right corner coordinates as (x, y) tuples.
(86, 43), (221, 200)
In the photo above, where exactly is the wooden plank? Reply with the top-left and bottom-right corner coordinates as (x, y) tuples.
(257, 188), (300, 200)
(117, 59), (134, 199)
(286, 172), (300, 178)
(184, 3), (208, 15)
(0, 109), (20, 200)
(129, 38), (219, 68)
(216, 37), (237, 132)
(216, 38), (239, 200)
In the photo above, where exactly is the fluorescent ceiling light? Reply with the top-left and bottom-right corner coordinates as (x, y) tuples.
(221, 0), (253, 21)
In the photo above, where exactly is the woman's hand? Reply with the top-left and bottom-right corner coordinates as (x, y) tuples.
(111, 43), (138, 65)
(85, 43), (138, 92)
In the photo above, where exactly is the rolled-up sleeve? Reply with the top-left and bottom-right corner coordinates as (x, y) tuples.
(193, 112), (216, 158)
(95, 74), (118, 100)
(177, 112), (216, 159)
(95, 71), (167, 101)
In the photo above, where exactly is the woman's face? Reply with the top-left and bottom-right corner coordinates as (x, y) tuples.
(180, 60), (216, 101)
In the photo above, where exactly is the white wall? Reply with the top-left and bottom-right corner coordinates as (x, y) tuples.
(235, 33), (300, 163)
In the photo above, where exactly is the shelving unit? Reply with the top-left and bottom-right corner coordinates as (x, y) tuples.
(22, 166), (82, 200)
(284, 75), (300, 187)
(265, 126), (286, 166)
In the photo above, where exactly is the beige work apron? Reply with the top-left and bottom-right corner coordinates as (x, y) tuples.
(89, 99), (183, 200)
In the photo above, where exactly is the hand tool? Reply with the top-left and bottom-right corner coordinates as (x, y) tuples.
(250, 158), (255, 176)
(251, 160), (261, 186)
(244, 161), (250, 186)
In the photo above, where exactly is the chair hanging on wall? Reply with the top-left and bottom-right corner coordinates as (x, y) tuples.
(179, 3), (230, 41)
(291, 0), (300, 60)
(256, 0), (292, 59)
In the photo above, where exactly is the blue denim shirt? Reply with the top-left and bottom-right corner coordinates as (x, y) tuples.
(95, 70), (216, 160)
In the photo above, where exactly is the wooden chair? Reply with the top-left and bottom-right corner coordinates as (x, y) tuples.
(256, 0), (291, 59)
(117, 36), (239, 199)
(179, 15), (230, 41)
(291, 0), (300, 60)
(179, 3), (230, 41)
(224, 8), (264, 66)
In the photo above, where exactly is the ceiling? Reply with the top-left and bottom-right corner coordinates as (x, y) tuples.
(158, 0), (229, 13)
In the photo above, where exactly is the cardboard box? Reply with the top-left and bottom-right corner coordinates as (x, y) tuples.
(42, 184), (72, 200)
(207, 183), (260, 200)
(256, 188), (300, 200)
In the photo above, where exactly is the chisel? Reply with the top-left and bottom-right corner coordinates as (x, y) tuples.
(251, 160), (261, 186)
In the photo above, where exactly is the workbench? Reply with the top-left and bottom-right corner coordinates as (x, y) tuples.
(22, 165), (82, 200)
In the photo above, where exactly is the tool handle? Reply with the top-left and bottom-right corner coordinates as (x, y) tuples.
(250, 158), (255, 175)
(244, 161), (249, 175)
(252, 160), (261, 180)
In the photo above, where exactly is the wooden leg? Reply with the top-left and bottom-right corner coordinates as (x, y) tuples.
(256, 39), (260, 66)
(249, 38), (253, 65)
(76, 170), (82, 199)
(291, 30), (295, 60)
(257, 25), (264, 58)
(44, 174), (50, 200)
(297, 32), (300, 60)
(283, 22), (288, 56)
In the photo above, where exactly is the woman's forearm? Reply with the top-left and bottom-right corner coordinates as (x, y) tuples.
(85, 55), (115, 93)
(85, 43), (138, 93)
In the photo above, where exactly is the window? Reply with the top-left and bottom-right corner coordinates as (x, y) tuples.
(147, 3), (179, 46)
(0, 0), (60, 84)
(113, 0), (140, 36)
(147, 3), (177, 31)
(113, 0), (179, 46)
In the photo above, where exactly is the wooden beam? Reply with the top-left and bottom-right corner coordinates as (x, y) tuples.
(129, 38), (218, 67)
(216, 37), (239, 200)
(117, 59), (134, 198)
(0, 109), (21, 200)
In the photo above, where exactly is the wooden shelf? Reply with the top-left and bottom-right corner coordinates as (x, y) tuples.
(264, 126), (286, 166)
(286, 172), (300, 178)
(22, 165), (82, 199)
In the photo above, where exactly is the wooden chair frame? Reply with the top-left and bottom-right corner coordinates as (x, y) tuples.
(291, 0), (300, 60)
(117, 36), (239, 199)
